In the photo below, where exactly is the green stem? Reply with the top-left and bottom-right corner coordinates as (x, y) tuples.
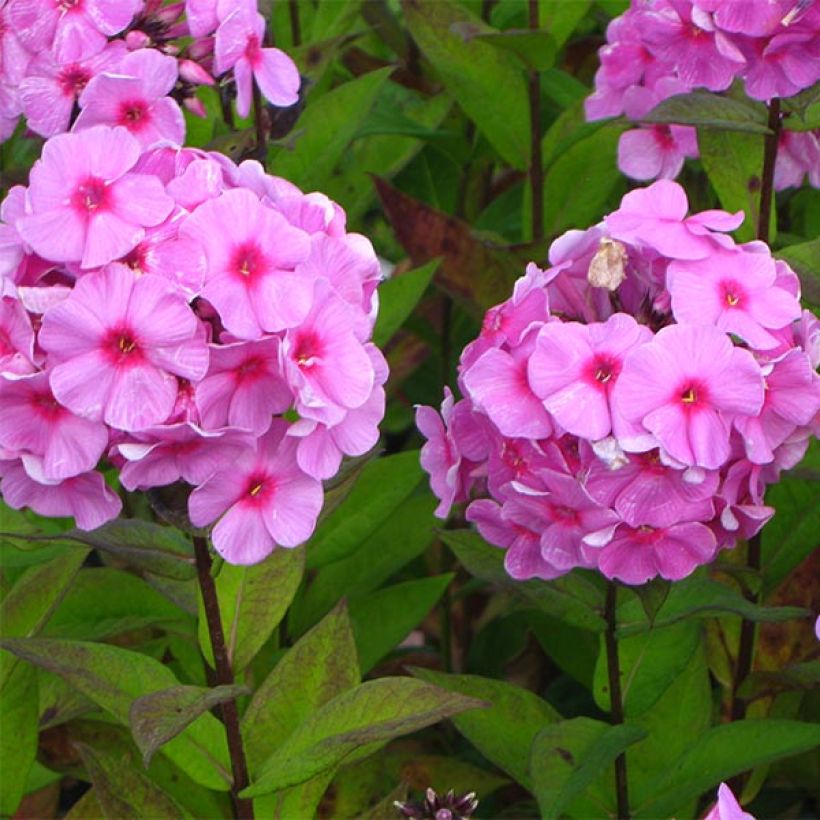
(193, 536), (254, 819)
(605, 582), (630, 819)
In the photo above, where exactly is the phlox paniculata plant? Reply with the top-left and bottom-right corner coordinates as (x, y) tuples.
(584, 0), (820, 188)
(0, 0), (299, 142)
(417, 179), (819, 586)
(0, 123), (388, 565)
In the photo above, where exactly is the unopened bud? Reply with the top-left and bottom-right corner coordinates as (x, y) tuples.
(179, 59), (215, 86)
(183, 96), (207, 118)
(125, 30), (151, 50)
(155, 1), (185, 25)
(188, 36), (215, 60)
(588, 238), (627, 291)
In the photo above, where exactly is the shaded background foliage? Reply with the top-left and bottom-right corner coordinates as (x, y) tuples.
(1, 1), (819, 818)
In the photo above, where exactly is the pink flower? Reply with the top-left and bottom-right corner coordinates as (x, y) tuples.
(74, 49), (185, 148)
(39, 266), (209, 431)
(0, 457), (121, 531)
(703, 782), (755, 820)
(18, 43), (126, 138)
(774, 130), (820, 191)
(0, 370), (108, 480)
(195, 337), (292, 435)
(741, 30), (820, 101)
(594, 520), (717, 584)
(214, 5), (299, 117)
(17, 126), (174, 270)
(9, 0), (141, 64)
(614, 324), (764, 469)
(0, 296), (36, 374)
(282, 280), (375, 419)
(188, 420), (323, 564)
(180, 188), (311, 339)
(617, 124), (699, 181)
(117, 422), (252, 490)
(528, 313), (651, 441)
(668, 249), (802, 350)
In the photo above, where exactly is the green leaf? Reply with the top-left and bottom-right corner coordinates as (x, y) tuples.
(243, 678), (486, 796)
(539, 0), (592, 48)
(636, 720), (820, 818)
(631, 578), (671, 626)
(197, 546), (303, 673)
(403, 0), (530, 169)
(0, 662), (38, 816)
(0, 638), (231, 791)
(450, 23), (557, 71)
(349, 574), (453, 673)
(242, 601), (360, 775)
(593, 620), (701, 717)
(698, 128), (770, 243)
(0, 548), (88, 690)
(269, 67), (391, 190)
(411, 667), (558, 789)
(306, 451), (423, 568)
(130, 684), (249, 767)
(290, 492), (436, 635)
(43, 567), (189, 641)
(439, 530), (606, 632)
(782, 82), (820, 131)
(643, 90), (771, 134)
(775, 240), (820, 306)
(372, 260), (439, 347)
(253, 771), (336, 820)
(75, 742), (188, 819)
(530, 719), (647, 819)
(542, 124), (626, 235)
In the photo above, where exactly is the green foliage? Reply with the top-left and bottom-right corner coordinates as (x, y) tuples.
(644, 90), (771, 134)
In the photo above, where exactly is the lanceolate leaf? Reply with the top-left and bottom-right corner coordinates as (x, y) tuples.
(242, 678), (486, 796)
(643, 90), (771, 134)
(0, 638), (231, 791)
(0, 662), (38, 816)
(372, 260), (439, 347)
(403, 0), (530, 169)
(197, 546), (304, 673)
(130, 684), (250, 767)
(75, 742), (188, 819)
(450, 23), (557, 72)
(636, 720), (820, 818)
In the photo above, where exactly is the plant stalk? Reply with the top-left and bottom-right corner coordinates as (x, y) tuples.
(756, 98), (781, 244)
(605, 582), (630, 819)
(528, 0), (543, 242)
(252, 83), (267, 166)
(288, 0), (301, 46)
(193, 535), (254, 819)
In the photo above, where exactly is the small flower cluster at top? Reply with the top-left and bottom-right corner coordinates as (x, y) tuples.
(585, 0), (820, 189)
(0, 124), (387, 565)
(0, 0), (299, 143)
(417, 180), (819, 586)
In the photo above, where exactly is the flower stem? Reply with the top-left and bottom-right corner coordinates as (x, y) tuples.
(756, 97), (781, 244)
(192, 535), (254, 819)
(605, 582), (630, 819)
(288, 0), (302, 46)
(528, 0), (543, 242)
(252, 83), (267, 167)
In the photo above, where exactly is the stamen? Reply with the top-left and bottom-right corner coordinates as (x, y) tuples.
(681, 387), (697, 404)
(249, 482), (263, 497)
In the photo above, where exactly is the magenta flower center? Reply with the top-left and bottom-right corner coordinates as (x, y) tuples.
(245, 34), (263, 67)
(123, 243), (148, 273)
(293, 331), (322, 369)
(587, 354), (621, 390)
(678, 379), (708, 408)
(104, 327), (143, 365)
(56, 0), (82, 12)
(58, 65), (92, 98)
(119, 100), (150, 130)
(243, 472), (274, 504)
(720, 279), (744, 308)
(32, 390), (63, 420)
(237, 356), (264, 380)
(652, 125), (676, 150)
(635, 525), (664, 545)
(231, 242), (268, 280)
(71, 177), (111, 215)
(549, 504), (579, 526)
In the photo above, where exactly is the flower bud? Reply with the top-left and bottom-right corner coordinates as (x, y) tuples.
(588, 238), (627, 291)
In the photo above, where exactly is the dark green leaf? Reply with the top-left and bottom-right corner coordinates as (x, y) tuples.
(372, 260), (439, 347)
(411, 667), (558, 789)
(349, 574), (453, 673)
(197, 546), (303, 673)
(775, 240), (820, 306)
(539, 0), (592, 48)
(306, 451), (423, 568)
(75, 742), (188, 819)
(0, 638), (231, 790)
(636, 720), (820, 818)
(243, 678), (486, 796)
(130, 684), (250, 767)
(450, 23), (557, 71)
(631, 578), (671, 625)
(0, 662), (38, 816)
(242, 601), (360, 774)
(530, 719), (647, 819)
(782, 83), (820, 131)
(737, 660), (820, 699)
(403, 0), (530, 169)
(643, 91), (770, 134)
(439, 529), (606, 632)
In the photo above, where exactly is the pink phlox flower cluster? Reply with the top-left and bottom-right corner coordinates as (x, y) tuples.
(417, 179), (819, 586)
(586, 0), (820, 187)
(0, 124), (387, 566)
(0, 0), (299, 144)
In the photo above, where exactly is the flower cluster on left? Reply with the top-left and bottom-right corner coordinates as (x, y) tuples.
(0, 123), (387, 565)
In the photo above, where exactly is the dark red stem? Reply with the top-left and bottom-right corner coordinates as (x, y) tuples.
(528, 0), (543, 241)
(605, 583), (630, 819)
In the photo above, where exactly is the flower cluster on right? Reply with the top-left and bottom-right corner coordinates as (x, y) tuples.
(584, 0), (820, 187)
(417, 180), (819, 586)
